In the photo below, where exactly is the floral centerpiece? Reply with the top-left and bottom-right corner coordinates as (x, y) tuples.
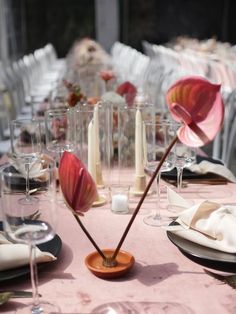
(58, 76), (224, 278)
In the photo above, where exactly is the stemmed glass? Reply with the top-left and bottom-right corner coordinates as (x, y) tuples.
(45, 108), (75, 164)
(10, 119), (42, 206)
(144, 121), (176, 226)
(175, 141), (197, 192)
(0, 161), (60, 314)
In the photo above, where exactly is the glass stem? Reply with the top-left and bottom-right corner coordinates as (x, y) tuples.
(56, 151), (62, 192)
(158, 172), (161, 205)
(29, 243), (41, 313)
(177, 166), (183, 192)
(155, 173), (161, 221)
(25, 163), (30, 200)
(56, 151), (63, 167)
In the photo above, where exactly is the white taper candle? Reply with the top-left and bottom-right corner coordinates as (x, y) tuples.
(93, 104), (100, 165)
(88, 120), (96, 179)
(135, 109), (144, 176)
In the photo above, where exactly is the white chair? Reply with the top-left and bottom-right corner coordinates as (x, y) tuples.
(210, 89), (236, 174)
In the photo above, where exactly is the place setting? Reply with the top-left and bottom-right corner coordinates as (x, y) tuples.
(0, 159), (62, 313)
(159, 78), (236, 278)
(0, 116), (64, 312)
(165, 187), (236, 273)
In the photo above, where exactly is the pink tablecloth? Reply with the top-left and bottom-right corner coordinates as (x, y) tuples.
(1, 178), (236, 314)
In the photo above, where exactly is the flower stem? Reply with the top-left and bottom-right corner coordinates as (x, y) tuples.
(73, 213), (106, 260)
(111, 135), (178, 260)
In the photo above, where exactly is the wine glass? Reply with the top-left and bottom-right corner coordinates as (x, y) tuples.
(175, 141), (197, 192)
(45, 107), (76, 164)
(10, 118), (42, 206)
(144, 121), (176, 226)
(0, 161), (60, 314)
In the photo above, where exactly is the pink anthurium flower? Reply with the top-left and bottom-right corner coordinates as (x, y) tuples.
(166, 76), (224, 147)
(116, 81), (137, 106)
(59, 152), (98, 214)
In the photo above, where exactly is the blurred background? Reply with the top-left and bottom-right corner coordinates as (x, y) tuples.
(0, 0), (234, 63)
(0, 0), (236, 173)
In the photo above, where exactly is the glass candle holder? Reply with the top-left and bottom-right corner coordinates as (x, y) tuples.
(117, 103), (154, 194)
(110, 185), (130, 214)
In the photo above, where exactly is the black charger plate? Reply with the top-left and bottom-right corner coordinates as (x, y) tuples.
(167, 222), (236, 273)
(0, 222), (62, 282)
(2, 165), (47, 190)
(162, 155), (223, 180)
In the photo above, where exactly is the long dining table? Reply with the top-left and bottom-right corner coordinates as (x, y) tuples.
(1, 163), (236, 314)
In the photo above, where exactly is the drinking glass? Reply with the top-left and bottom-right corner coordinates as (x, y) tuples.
(175, 141), (196, 192)
(0, 161), (60, 314)
(10, 119), (42, 205)
(144, 121), (175, 226)
(45, 107), (76, 164)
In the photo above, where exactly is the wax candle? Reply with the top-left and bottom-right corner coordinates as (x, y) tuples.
(111, 194), (129, 213)
(93, 104), (104, 186)
(88, 120), (96, 179)
(142, 121), (147, 166)
(135, 108), (144, 176)
(93, 104), (100, 165)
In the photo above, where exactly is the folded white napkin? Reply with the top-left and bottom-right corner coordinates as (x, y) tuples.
(0, 232), (10, 244)
(10, 159), (43, 179)
(166, 187), (236, 253)
(0, 243), (56, 271)
(0, 230), (56, 271)
(187, 160), (236, 183)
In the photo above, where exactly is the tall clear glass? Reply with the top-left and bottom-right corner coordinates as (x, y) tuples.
(0, 161), (60, 314)
(117, 104), (153, 189)
(175, 141), (197, 192)
(144, 121), (176, 226)
(45, 107), (76, 163)
(10, 119), (42, 206)
(75, 101), (111, 188)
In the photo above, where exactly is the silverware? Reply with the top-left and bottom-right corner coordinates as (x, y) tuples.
(0, 292), (12, 305)
(164, 178), (227, 186)
(0, 291), (37, 306)
(204, 269), (236, 289)
(185, 178), (227, 185)
(1, 290), (34, 298)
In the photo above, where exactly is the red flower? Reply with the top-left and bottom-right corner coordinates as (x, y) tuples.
(166, 76), (224, 147)
(59, 152), (98, 213)
(116, 81), (137, 106)
(63, 79), (86, 107)
(67, 92), (83, 107)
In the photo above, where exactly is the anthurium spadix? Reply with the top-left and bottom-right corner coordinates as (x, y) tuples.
(59, 152), (98, 213)
(166, 76), (224, 147)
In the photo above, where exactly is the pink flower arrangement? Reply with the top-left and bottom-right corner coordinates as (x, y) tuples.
(58, 76), (225, 268)
(166, 76), (224, 147)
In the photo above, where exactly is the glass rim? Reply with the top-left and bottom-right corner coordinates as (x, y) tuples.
(10, 118), (41, 125)
(144, 119), (174, 126)
(109, 183), (130, 190)
(75, 100), (107, 112)
(45, 107), (71, 115)
(119, 103), (154, 111)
